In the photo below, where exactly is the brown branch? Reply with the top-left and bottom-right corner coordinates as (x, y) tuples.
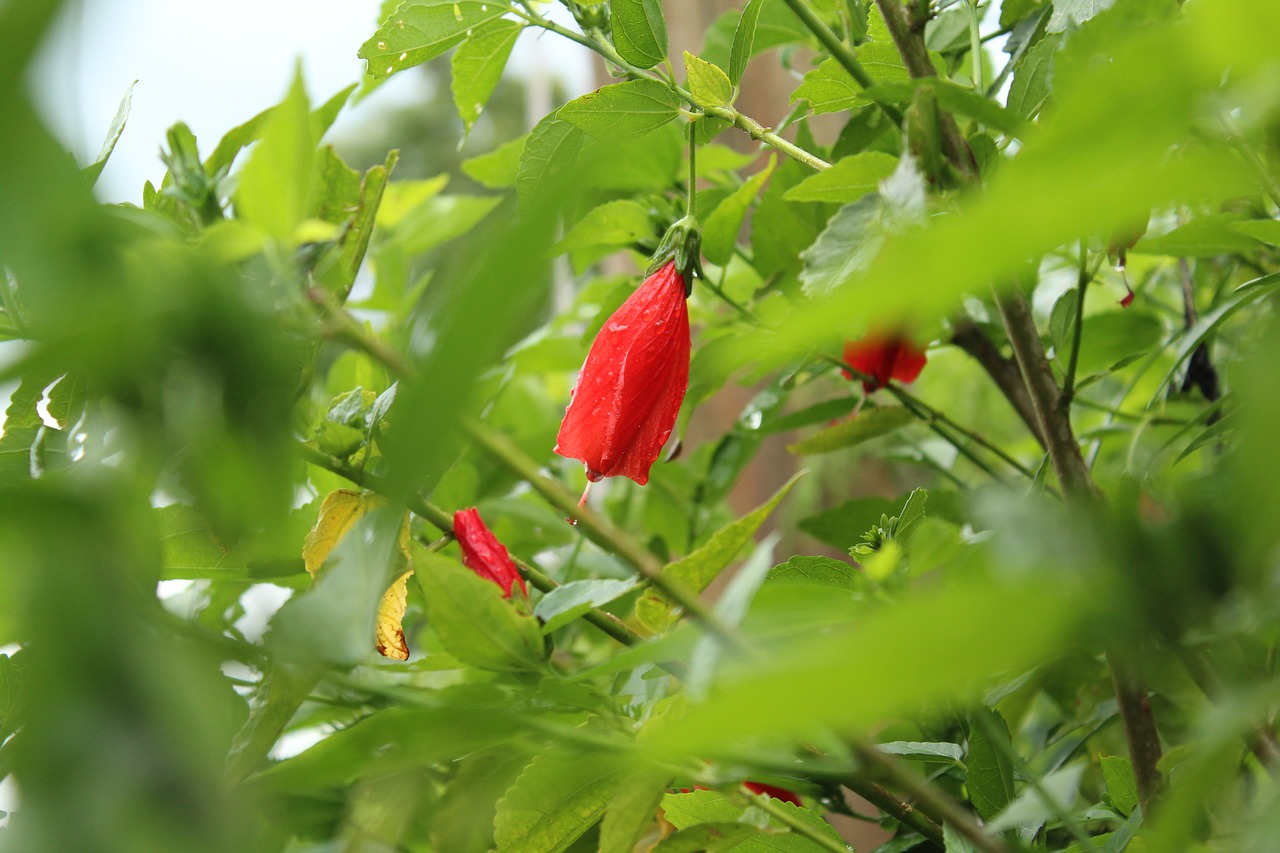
(951, 319), (1046, 448)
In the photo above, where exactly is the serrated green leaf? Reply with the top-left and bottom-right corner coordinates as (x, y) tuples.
(798, 195), (881, 297)
(881, 740), (965, 762)
(599, 767), (674, 853)
(1101, 755), (1139, 817)
(235, 66), (316, 242)
(661, 790), (745, 828)
(451, 19), (523, 131)
(83, 81), (134, 186)
(652, 823), (761, 852)
(896, 487), (928, 538)
(359, 1), (507, 79)
(612, 0), (668, 68)
(463, 133), (527, 188)
(1133, 214), (1263, 256)
(517, 115), (584, 211)
(766, 555), (857, 588)
(685, 51), (734, 108)
(1008, 35), (1059, 120)
(552, 199), (654, 255)
(703, 155), (775, 265)
(791, 57), (860, 114)
(730, 0), (765, 85)
(559, 79), (680, 140)
(533, 578), (640, 634)
(494, 749), (625, 852)
(635, 472), (803, 633)
(417, 552), (548, 672)
(967, 709), (1017, 820)
(787, 406), (915, 455)
(785, 151), (897, 203)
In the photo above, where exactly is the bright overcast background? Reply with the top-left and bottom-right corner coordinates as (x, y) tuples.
(31, 0), (594, 205)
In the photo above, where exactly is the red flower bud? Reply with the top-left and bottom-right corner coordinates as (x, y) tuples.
(842, 333), (927, 392)
(555, 261), (690, 486)
(743, 781), (803, 806)
(452, 508), (526, 598)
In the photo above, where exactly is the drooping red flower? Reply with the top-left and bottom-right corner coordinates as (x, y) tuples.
(555, 260), (690, 486)
(842, 333), (927, 393)
(452, 508), (527, 598)
(743, 781), (803, 806)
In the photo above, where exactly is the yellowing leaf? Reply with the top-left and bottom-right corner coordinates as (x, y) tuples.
(303, 489), (415, 660)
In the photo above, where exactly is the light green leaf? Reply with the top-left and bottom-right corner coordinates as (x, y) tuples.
(552, 199), (654, 254)
(966, 709), (1017, 820)
(316, 150), (398, 298)
(517, 115), (584, 211)
(791, 57), (860, 114)
(1048, 0), (1115, 32)
(599, 767), (674, 853)
(787, 406), (916, 455)
(611, 0), (668, 68)
(798, 196), (883, 297)
(784, 152), (898, 203)
(559, 79), (680, 140)
(685, 51), (734, 108)
(388, 194), (502, 256)
(463, 133), (527, 188)
(451, 19), (523, 131)
(1232, 219), (1280, 245)
(1102, 755), (1139, 817)
(533, 578), (640, 634)
(702, 155), (775, 265)
(766, 555), (858, 588)
(359, 1), (507, 79)
(896, 487), (928, 538)
(881, 741), (965, 763)
(652, 823), (761, 852)
(235, 66), (316, 242)
(989, 762), (1084, 833)
(661, 790), (745, 828)
(730, 0), (765, 85)
(1133, 214), (1263, 256)
(83, 81), (134, 186)
(417, 551), (548, 672)
(635, 472), (803, 633)
(494, 749), (625, 852)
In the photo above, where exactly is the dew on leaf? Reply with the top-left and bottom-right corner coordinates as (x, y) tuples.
(399, 51), (408, 61)
(375, 39), (387, 50)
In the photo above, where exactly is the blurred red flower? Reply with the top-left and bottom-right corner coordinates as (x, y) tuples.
(452, 508), (526, 598)
(842, 333), (927, 392)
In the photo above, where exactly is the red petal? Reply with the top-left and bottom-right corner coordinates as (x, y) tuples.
(555, 262), (690, 485)
(843, 333), (927, 391)
(452, 508), (526, 598)
(743, 781), (803, 806)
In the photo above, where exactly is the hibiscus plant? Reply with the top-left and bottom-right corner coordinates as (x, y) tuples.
(3, 0), (1280, 852)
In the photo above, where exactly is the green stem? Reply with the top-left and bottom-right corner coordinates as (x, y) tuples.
(840, 776), (946, 847)
(686, 120), (697, 219)
(965, 0), (983, 92)
(743, 787), (850, 853)
(463, 420), (750, 653)
(295, 442), (644, 649)
(1062, 242), (1091, 405)
(703, 105), (832, 172)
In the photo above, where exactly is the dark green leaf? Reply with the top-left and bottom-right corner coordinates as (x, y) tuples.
(967, 709), (1017, 820)
(611, 0), (668, 68)
(730, 0), (766, 84)
(1008, 35), (1059, 120)
(559, 79), (680, 140)
(703, 155), (775, 265)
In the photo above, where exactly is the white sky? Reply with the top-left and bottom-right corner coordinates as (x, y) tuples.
(31, 0), (593, 205)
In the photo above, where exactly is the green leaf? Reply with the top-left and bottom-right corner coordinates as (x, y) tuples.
(1102, 755), (1139, 817)
(552, 199), (654, 254)
(685, 51), (734, 108)
(784, 151), (897, 203)
(1232, 219), (1280, 245)
(766, 555), (858, 588)
(599, 767), (675, 853)
(359, 1), (507, 79)
(787, 406), (915, 455)
(83, 81), (134, 186)
(862, 79), (1023, 135)
(494, 749), (625, 852)
(1065, 311), (1163, 377)
(730, 0), (765, 85)
(451, 19), (523, 131)
(661, 790), (745, 827)
(533, 578), (640, 634)
(1008, 35), (1059, 121)
(702, 155), (775, 265)
(635, 471), (803, 633)
(1048, 0), (1116, 32)
(653, 823), (762, 852)
(896, 487), (928, 538)
(417, 551), (548, 672)
(966, 709), (1017, 820)
(463, 133), (527, 188)
(235, 67), (317, 242)
(988, 763), (1084, 833)
(387, 193), (502, 256)
(0, 652), (25, 741)
(798, 196), (882, 297)
(791, 57), (860, 114)
(752, 156), (830, 277)
(1133, 214), (1263, 256)
(611, 0), (668, 68)
(316, 150), (398, 298)
(517, 115), (584, 211)
(559, 79), (680, 140)
(881, 740), (965, 763)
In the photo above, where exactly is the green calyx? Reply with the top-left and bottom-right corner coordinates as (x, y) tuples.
(649, 215), (703, 294)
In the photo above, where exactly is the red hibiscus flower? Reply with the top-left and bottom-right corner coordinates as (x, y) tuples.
(842, 333), (927, 392)
(555, 260), (690, 487)
(743, 781), (803, 806)
(452, 508), (526, 598)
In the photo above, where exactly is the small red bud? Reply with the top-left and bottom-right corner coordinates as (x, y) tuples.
(452, 508), (526, 598)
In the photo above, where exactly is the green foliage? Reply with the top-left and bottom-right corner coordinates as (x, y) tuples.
(5, 0), (1280, 850)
